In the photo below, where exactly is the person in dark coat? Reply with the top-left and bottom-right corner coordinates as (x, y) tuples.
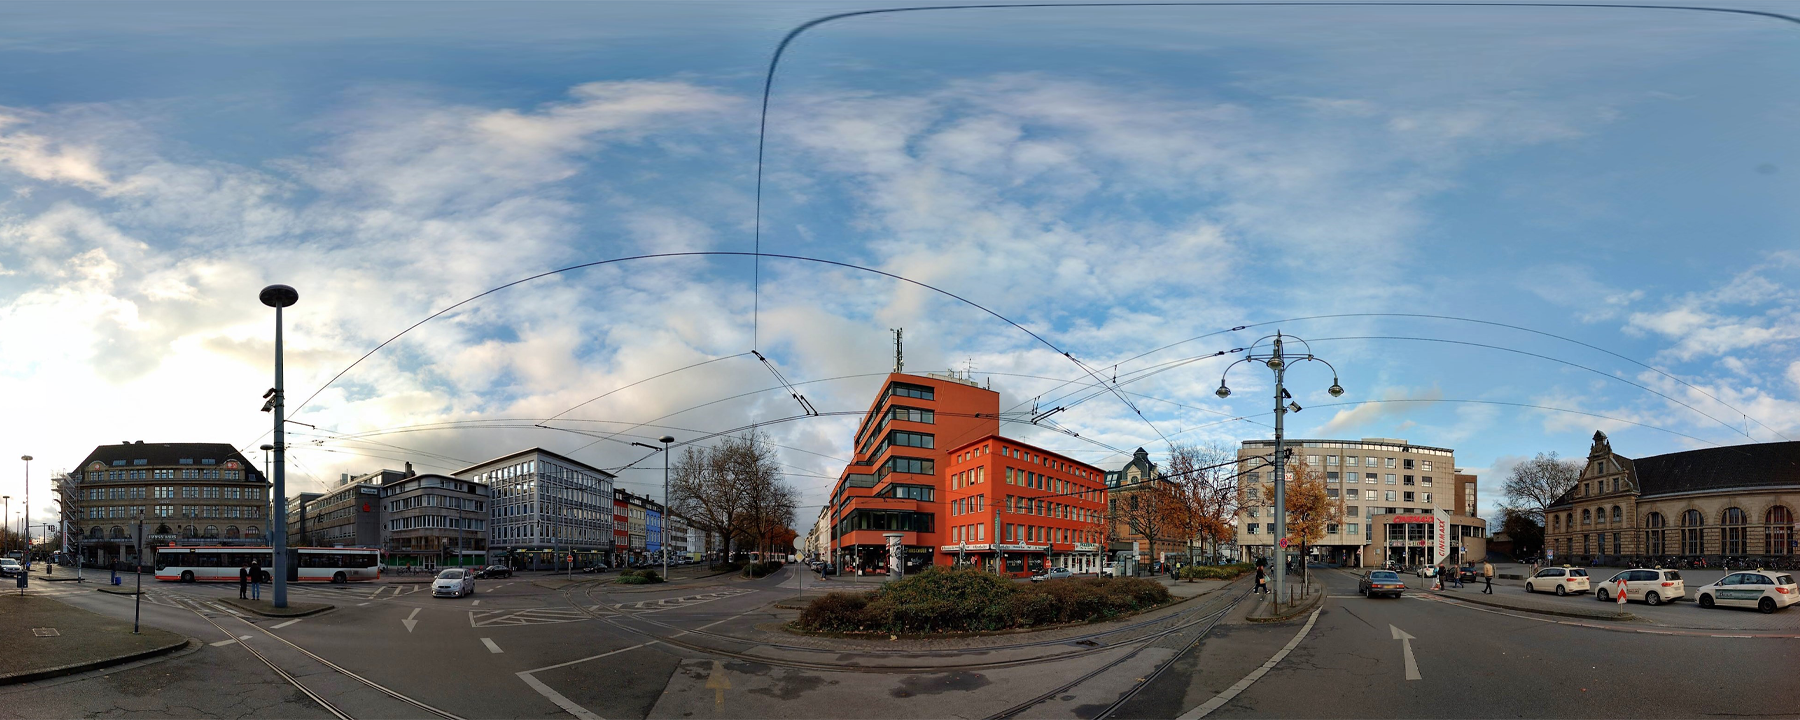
(238, 563), (249, 599)
(1254, 564), (1269, 594)
(249, 560), (263, 600)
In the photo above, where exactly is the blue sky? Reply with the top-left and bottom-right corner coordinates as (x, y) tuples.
(2, 1), (1797, 535)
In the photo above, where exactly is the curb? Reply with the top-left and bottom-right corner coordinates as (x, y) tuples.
(0, 638), (193, 686)
(95, 587), (142, 596)
(1425, 590), (1634, 622)
(1248, 589), (1324, 623)
(214, 598), (335, 618)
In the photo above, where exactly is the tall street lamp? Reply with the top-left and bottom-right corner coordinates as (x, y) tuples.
(1216, 331), (1345, 606)
(260, 283), (298, 609)
(21, 456), (30, 560)
(3, 495), (9, 554)
(660, 436), (674, 581)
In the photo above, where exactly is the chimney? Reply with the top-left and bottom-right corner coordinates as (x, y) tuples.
(405, 462), (415, 478)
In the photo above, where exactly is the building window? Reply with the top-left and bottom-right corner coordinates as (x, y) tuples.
(1345, 456), (1359, 467)
(1582, 509), (1591, 525)
(1346, 506), (1358, 517)
(1346, 523), (1359, 535)
(1422, 460), (1432, 471)
(1421, 476), (1432, 487)
(1722, 507), (1747, 555)
(1403, 459), (1414, 470)
(1421, 493), (1431, 503)
(1403, 475), (1414, 486)
(1385, 458), (1397, 468)
(1385, 474), (1397, 485)
(1403, 492), (1414, 503)
(1248, 523), (1259, 534)
(1644, 512), (1666, 555)
(1681, 510), (1704, 555)
(1384, 491), (1396, 502)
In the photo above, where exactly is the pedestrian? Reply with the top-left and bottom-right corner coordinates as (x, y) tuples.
(250, 560), (262, 601)
(1481, 560), (1494, 594)
(238, 562), (249, 599)
(1254, 564), (1268, 594)
(1450, 562), (1463, 589)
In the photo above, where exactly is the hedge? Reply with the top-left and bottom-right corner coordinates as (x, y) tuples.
(616, 569), (664, 584)
(745, 561), (784, 578)
(1177, 563), (1256, 581)
(796, 566), (1172, 634)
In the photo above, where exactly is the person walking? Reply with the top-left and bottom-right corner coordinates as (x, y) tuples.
(249, 560), (263, 601)
(1481, 560), (1495, 594)
(1254, 564), (1268, 594)
(1450, 562), (1463, 589)
(238, 562), (249, 599)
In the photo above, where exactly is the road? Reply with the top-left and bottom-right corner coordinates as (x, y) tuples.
(4, 566), (1795, 719)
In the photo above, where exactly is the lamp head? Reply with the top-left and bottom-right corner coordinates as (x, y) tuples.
(1265, 356), (1284, 370)
(259, 284), (299, 308)
(1328, 381), (1345, 398)
(260, 444), (274, 451)
(1214, 382), (1231, 399)
(1288, 402), (1302, 414)
(660, 436), (675, 444)
(21, 455), (30, 462)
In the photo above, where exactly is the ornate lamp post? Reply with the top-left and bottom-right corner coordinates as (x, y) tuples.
(1216, 331), (1345, 605)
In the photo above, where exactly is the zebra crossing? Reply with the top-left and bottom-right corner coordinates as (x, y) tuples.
(609, 588), (755, 614)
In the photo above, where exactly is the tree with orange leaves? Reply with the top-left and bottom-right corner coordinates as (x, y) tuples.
(1259, 457), (1342, 590)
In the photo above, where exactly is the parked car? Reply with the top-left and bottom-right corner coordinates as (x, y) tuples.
(0, 558), (21, 578)
(478, 565), (513, 579)
(1524, 566), (1590, 596)
(432, 568), (475, 598)
(1693, 570), (1798, 614)
(1359, 570), (1406, 598)
(1457, 565), (1479, 583)
(1595, 568), (1683, 606)
(1030, 567), (1073, 582)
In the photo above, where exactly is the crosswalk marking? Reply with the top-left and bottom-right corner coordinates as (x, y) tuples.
(469, 607), (592, 627)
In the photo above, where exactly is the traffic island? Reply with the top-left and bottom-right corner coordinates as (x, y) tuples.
(215, 597), (334, 618)
(0, 593), (190, 685)
(1248, 585), (1324, 623)
(1424, 589), (1635, 621)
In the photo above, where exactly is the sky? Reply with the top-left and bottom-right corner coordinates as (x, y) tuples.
(2, 1), (1798, 541)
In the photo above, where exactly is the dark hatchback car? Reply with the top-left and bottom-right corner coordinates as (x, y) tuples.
(1458, 565), (1479, 583)
(1359, 570), (1406, 598)
(477, 565), (512, 579)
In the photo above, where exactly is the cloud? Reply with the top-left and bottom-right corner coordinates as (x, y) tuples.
(1318, 386), (1446, 435)
(0, 112), (115, 191)
(1522, 264), (1643, 322)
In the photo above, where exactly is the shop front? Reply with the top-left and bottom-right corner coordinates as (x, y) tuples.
(1378, 511), (1449, 570)
(996, 543), (1050, 577)
(1055, 543), (1105, 575)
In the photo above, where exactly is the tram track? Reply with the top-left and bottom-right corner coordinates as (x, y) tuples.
(563, 574), (1250, 676)
(169, 591), (466, 720)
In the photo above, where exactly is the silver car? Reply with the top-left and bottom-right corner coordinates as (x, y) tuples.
(433, 569), (475, 598)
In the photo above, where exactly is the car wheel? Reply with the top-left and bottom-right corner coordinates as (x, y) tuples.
(1759, 597), (1776, 614)
(1556, 585), (1567, 597)
(333, 572), (347, 584)
(1525, 583), (1534, 594)
(180, 570), (194, 583)
(1595, 589), (1608, 602)
(1645, 592), (1661, 606)
(1699, 594), (1715, 608)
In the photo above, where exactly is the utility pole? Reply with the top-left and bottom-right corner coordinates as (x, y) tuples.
(1216, 332), (1344, 607)
(21, 456), (31, 561)
(260, 283), (298, 609)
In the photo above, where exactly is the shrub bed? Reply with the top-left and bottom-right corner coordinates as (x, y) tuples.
(795, 567), (1172, 634)
(616, 569), (664, 584)
(711, 561), (743, 573)
(745, 561), (784, 578)
(1177, 563), (1256, 581)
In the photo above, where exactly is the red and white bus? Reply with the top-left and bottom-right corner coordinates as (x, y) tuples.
(154, 547), (382, 583)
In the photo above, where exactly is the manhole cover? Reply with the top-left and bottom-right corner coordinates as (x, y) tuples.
(32, 627), (59, 637)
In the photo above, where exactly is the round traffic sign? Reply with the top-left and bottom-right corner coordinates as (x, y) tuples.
(1278, 538), (1289, 549)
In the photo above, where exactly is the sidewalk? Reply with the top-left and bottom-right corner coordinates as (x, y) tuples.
(0, 593), (189, 684)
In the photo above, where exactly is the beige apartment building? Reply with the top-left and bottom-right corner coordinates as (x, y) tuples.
(1236, 438), (1485, 568)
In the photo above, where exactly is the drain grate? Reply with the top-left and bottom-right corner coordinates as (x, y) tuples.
(32, 627), (60, 637)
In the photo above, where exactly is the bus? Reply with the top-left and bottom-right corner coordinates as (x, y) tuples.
(154, 547), (382, 583)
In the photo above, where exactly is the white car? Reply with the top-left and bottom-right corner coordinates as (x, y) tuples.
(1524, 566), (1590, 596)
(432, 569), (475, 598)
(1030, 567), (1073, 582)
(1694, 570), (1799, 614)
(1595, 568), (1684, 606)
(0, 558), (21, 578)
(1413, 566), (1437, 578)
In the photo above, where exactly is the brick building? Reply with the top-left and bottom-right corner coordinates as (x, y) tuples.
(60, 441), (269, 567)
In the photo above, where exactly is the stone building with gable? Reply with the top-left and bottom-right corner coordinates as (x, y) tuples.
(1545, 431), (1799, 562)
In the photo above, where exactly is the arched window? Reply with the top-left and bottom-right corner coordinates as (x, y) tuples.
(110, 526), (125, 539)
(1582, 509), (1591, 524)
(1645, 512), (1666, 555)
(246, 526), (260, 539)
(224, 526), (240, 539)
(156, 524), (172, 535)
(1767, 507), (1793, 556)
(204, 525), (219, 538)
(1722, 507), (1747, 555)
(1681, 509), (1704, 555)
(1611, 506), (1622, 523)
(90, 526), (105, 539)
(182, 525), (197, 539)
(1552, 515), (1561, 532)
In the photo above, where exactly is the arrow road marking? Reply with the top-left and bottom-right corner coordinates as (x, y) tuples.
(1391, 625), (1420, 681)
(706, 659), (732, 705)
(403, 607), (420, 633)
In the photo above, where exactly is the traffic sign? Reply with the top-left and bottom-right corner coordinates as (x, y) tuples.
(1278, 538), (1290, 549)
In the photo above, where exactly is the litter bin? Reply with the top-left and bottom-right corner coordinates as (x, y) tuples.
(112, 575), (122, 586)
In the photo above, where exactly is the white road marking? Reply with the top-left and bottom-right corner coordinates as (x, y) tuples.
(1391, 625), (1421, 681)
(209, 639), (239, 647)
(403, 607), (420, 633)
(271, 619), (302, 629)
(358, 602), (371, 607)
(1178, 608), (1321, 720)
(482, 637), (503, 654)
(522, 641), (658, 674)
(518, 673), (602, 720)
(472, 600), (480, 606)
(1712, 634), (1753, 638)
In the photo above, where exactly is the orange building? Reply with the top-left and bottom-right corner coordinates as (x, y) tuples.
(943, 436), (1108, 576)
(826, 371), (1107, 577)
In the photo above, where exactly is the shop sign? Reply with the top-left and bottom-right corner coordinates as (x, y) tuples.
(940, 543), (994, 552)
(997, 544), (1049, 552)
(1073, 543), (1099, 552)
(1392, 515), (1433, 524)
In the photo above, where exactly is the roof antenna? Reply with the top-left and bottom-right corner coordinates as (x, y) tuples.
(890, 328), (903, 374)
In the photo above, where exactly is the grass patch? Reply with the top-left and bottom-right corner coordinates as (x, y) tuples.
(795, 566), (1172, 634)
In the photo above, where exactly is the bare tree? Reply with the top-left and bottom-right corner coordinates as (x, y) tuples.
(667, 431), (797, 564)
(1109, 474), (1178, 572)
(1499, 452), (1582, 524)
(1161, 442), (1238, 570)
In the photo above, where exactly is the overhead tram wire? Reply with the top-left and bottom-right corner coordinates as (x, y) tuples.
(541, 352), (756, 424)
(1117, 312), (1793, 442)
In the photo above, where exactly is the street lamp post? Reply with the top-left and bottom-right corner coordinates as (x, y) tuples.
(1215, 331), (1345, 607)
(2, 495), (9, 554)
(21, 456), (31, 561)
(260, 283), (299, 609)
(661, 436), (674, 581)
